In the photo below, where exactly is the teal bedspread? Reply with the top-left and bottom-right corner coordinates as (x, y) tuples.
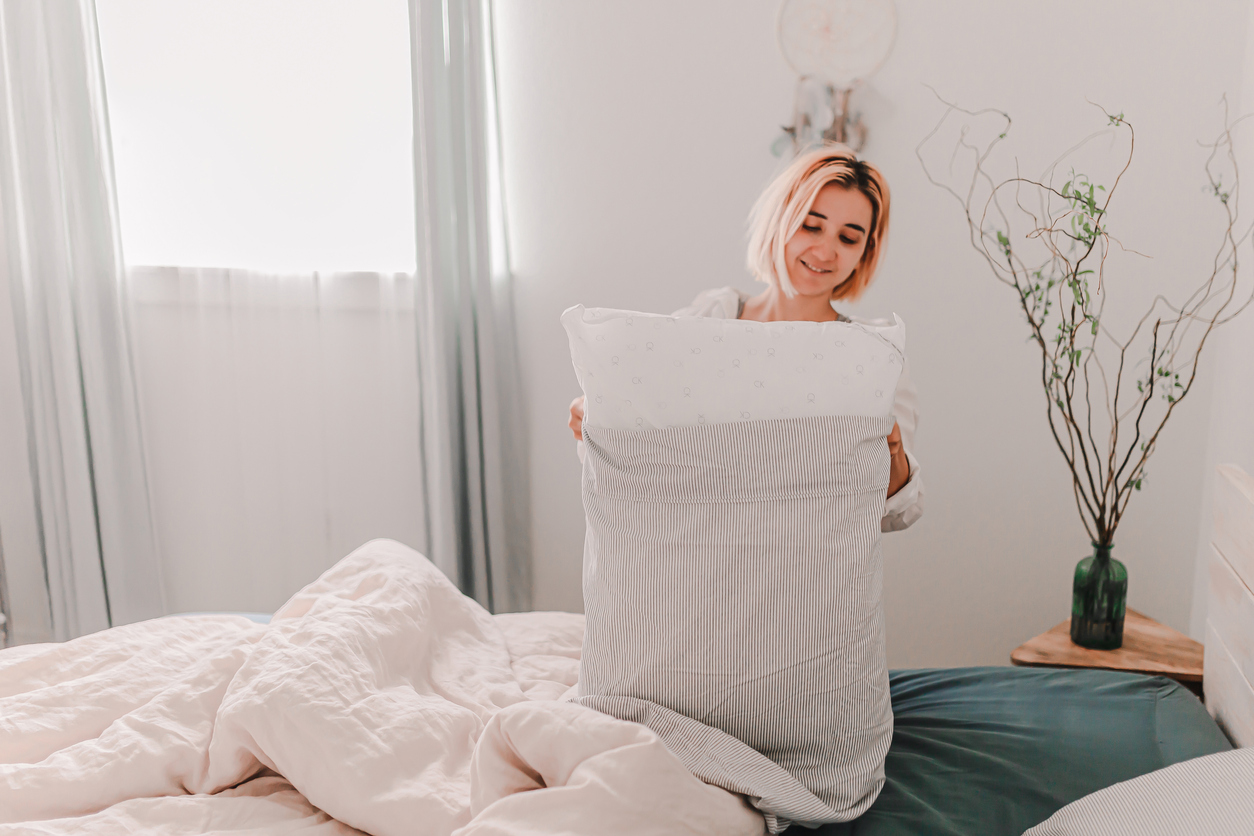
(806, 666), (1231, 836)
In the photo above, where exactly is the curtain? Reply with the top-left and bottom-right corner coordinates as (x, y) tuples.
(0, 0), (163, 641)
(125, 266), (427, 616)
(409, 0), (531, 613)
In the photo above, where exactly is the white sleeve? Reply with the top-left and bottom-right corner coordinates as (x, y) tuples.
(882, 357), (924, 533)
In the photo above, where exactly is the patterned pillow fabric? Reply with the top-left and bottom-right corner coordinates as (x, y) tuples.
(561, 305), (905, 430)
(563, 305), (904, 832)
(1022, 747), (1254, 835)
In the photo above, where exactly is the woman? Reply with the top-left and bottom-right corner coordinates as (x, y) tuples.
(569, 143), (922, 532)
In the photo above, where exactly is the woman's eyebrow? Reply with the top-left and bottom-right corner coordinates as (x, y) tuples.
(807, 210), (867, 234)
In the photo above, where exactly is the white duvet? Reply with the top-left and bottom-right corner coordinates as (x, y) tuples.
(0, 540), (765, 835)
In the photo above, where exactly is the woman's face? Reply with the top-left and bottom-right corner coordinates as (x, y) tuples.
(783, 183), (874, 298)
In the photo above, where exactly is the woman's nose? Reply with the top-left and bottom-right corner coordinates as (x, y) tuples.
(812, 239), (837, 261)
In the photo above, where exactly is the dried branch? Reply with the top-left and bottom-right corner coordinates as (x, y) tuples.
(918, 93), (1254, 545)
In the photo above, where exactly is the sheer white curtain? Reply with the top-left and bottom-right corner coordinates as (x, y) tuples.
(0, 0), (163, 643)
(410, 0), (532, 613)
(125, 0), (533, 615)
(0, 0), (532, 636)
(126, 267), (426, 615)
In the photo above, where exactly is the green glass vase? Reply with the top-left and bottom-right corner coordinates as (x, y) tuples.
(1070, 542), (1128, 650)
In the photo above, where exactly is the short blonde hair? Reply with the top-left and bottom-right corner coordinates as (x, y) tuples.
(746, 143), (891, 301)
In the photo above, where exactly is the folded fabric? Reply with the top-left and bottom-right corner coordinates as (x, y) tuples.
(0, 541), (762, 836)
(564, 305), (904, 832)
(562, 304), (905, 430)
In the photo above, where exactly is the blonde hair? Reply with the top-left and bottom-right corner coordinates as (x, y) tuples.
(746, 143), (891, 301)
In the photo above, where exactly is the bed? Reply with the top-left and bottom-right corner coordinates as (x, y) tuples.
(811, 668), (1227, 835)
(1, 467), (1251, 835)
(180, 620), (1233, 835)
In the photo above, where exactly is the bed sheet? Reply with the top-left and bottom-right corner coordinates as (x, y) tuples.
(807, 666), (1231, 836)
(185, 615), (1229, 836)
(185, 618), (1230, 836)
(170, 612), (273, 624)
(0, 542), (764, 836)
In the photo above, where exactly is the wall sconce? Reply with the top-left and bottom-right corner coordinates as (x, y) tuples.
(774, 0), (897, 156)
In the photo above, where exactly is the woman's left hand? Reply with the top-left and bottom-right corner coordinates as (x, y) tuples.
(887, 422), (909, 499)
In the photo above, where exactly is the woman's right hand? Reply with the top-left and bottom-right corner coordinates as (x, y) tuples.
(569, 395), (585, 441)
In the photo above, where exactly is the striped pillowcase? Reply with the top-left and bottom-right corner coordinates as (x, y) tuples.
(574, 403), (896, 831)
(1023, 747), (1254, 835)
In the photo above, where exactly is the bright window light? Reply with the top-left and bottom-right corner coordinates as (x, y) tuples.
(97, 0), (416, 274)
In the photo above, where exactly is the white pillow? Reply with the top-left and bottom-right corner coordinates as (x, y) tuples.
(565, 302), (906, 830)
(561, 305), (905, 430)
(1022, 747), (1254, 835)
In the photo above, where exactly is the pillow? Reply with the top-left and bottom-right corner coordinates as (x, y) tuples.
(564, 305), (905, 832)
(561, 305), (905, 430)
(1022, 747), (1254, 835)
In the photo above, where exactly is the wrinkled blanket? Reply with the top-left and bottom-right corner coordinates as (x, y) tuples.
(0, 540), (765, 836)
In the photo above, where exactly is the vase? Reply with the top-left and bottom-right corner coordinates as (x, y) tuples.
(1070, 542), (1128, 649)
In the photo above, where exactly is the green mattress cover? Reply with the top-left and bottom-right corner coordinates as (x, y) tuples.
(806, 666), (1231, 836)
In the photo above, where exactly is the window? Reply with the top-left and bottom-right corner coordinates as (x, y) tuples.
(97, 0), (415, 273)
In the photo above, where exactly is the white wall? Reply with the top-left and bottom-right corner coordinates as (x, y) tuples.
(1191, 284), (1254, 639)
(1191, 0), (1254, 639)
(495, 0), (1250, 667)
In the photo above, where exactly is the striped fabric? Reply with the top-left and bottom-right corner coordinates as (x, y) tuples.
(1022, 747), (1254, 835)
(576, 415), (896, 833)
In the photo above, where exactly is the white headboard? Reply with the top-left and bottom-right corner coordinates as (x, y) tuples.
(1206, 463), (1254, 746)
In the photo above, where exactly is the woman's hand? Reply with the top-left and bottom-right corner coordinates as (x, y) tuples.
(887, 421), (909, 499)
(569, 395), (586, 441)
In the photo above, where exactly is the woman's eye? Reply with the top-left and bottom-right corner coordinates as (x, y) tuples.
(840, 236), (859, 245)
(802, 224), (821, 233)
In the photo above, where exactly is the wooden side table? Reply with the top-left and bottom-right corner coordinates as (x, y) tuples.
(1011, 608), (1204, 698)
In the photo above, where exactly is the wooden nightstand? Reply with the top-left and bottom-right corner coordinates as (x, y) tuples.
(1011, 608), (1204, 698)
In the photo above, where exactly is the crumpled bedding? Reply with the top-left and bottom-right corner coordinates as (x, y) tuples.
(0, 540), (765, 836)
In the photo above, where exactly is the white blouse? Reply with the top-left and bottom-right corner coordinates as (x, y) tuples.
(672, 287), (923, 533)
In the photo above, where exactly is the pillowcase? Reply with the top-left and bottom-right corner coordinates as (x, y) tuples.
(1022, 747), (1254, 835)
(565, 305), (906, 832)
(561, 305), (905, 430)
